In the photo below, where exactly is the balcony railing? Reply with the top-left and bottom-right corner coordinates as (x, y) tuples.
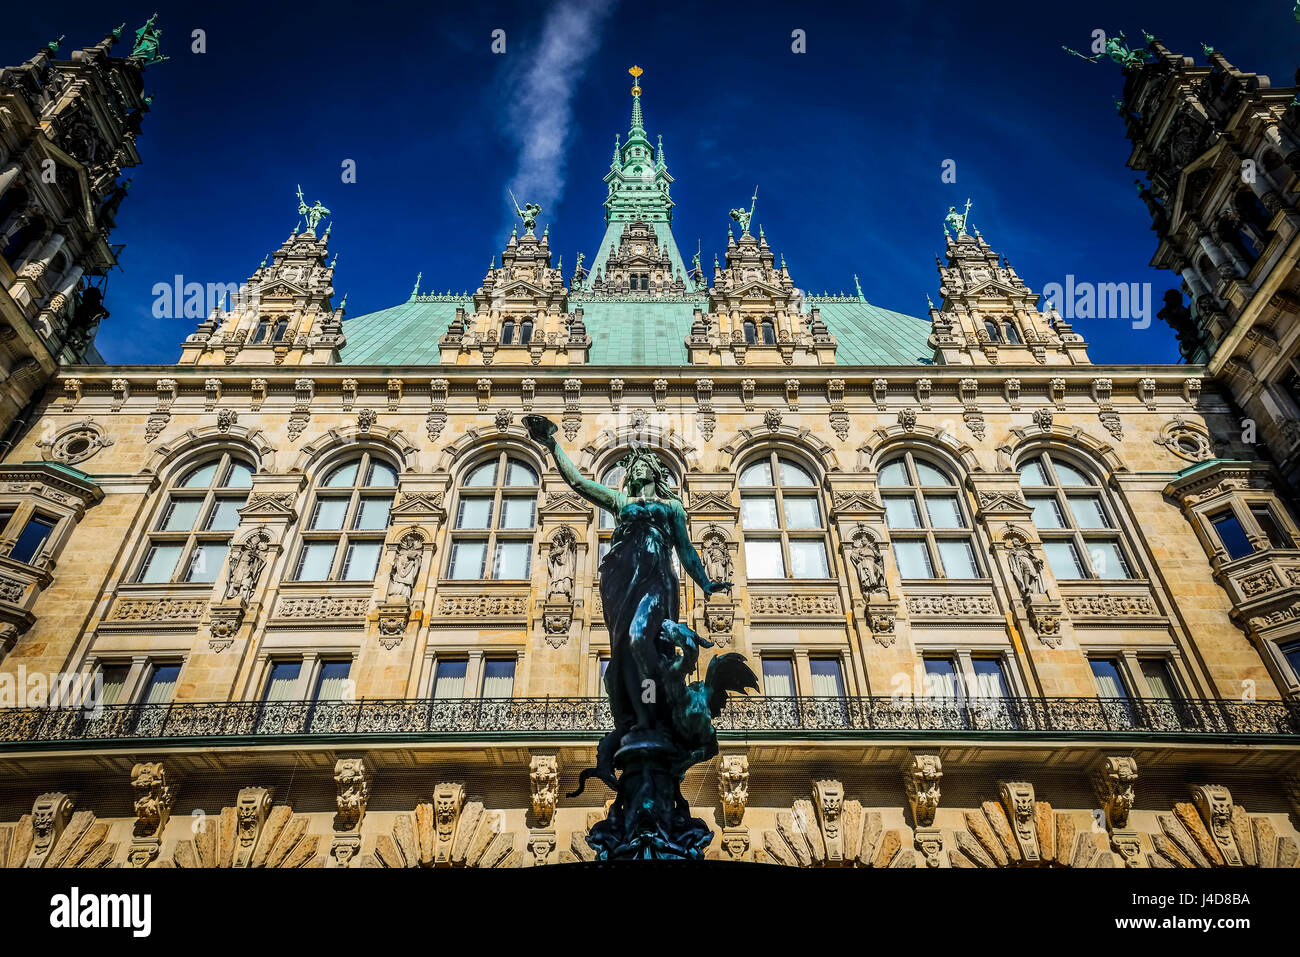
(0, 695), (1296, 745)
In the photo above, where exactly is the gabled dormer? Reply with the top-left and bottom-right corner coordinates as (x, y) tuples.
(178, 190), (344, 366)
(688, 207), (836, 366)
(440, 215), (590, 366)
(928, 212), (1089, 366)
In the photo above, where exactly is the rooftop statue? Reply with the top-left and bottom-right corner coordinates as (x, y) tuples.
(509, 189), (541, 235)
(1062, 30), (1154, 70)
(524, 414), (756, 859)
(295, 185), (330, 233)
(729, 187), (758, 236)
(944, 198), (973, 237)
(130, 12), (169, 65)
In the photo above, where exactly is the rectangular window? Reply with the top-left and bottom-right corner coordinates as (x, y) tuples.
(138, 544), (183, 583)
(924, 496), (964, 529)
(883, 496), (921, 528)
(159, 499), (201, 531)
(456, 497), (494, 529)
(492, 541), (531, 579)
(970, 658), (1010, 698)
(937, 540), (979, 578)
(341, 542), (381, 581)
(761, 657), (796, 696)
(892, 540), (933, 578)
(1283, 642), (1300, 684)
(9, 515), (55, 564)
(740, 496), (779, 529)
(141, 663), (181, 704)
(1210, 510), (1253, 560)
(432, 659), (467, 699)
(448, 540), (487, 579)
(96, 664), (131, 706)
(1042, 541), (1084, 579)
(1250, 506), (1290, 548)
(1087, 541), (1132, 579)
(1026, 496), (1065, 529)
(498, 498), (535, 530)
(1089, 658), (1129, 699)
(923, 658), (961, 699)
(183, 543), (228, 583)
(205, 499), (243, 532)
(1139, 659), (1178, 699)
(309, 498), (349, 530)
(809, 658), (845, 697)
(1067, 496), (1108, 529)
(789, 540), (829, 578)
(481, 659), (516, 698)
(598, 656), (610, 697)
(782, 496), (821, 529)
(262, 661), (301, 701)
(744, 540), (785, 578)
(353, 497), (393, 530)
(313, 660), (352, 701)
(295, 542), (337, 580)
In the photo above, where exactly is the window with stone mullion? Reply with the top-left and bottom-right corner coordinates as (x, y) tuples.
(740, 451), (829, 580)
(296, 452), (394, 582)
(138, 453), (251, 584)
(881, 451), (978, 580)
(449, 451), (537, 581)
(1021, 452), (1131, 581)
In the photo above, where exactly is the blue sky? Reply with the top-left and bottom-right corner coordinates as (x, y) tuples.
(5, 1), (1297, 365)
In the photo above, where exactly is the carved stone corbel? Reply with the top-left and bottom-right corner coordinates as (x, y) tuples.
(233, 786), (272, 868)
(432, 782), (465, 865)
(718, 753), (749, 827)
(329, 757), (371, 867)
(129, 762), (173, 868)
(904, 754), (942, 828)
(26, 792), (74, 867)
(529, 754), (558, 829)
(813, 779), (846, 864)
(997, 780), (1041, 863)
(1093, 756), (1144, 867)
(1192, 784), (1242, 867)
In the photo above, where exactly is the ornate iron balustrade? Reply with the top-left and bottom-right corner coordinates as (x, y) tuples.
(0, 695), (1296, 745)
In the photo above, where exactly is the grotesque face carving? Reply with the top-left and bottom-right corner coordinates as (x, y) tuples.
(905, 755), (943, 828)
(433, 784), (464, 839)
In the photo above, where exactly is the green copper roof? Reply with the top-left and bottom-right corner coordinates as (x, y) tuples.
(340, 295), (933, 367)
(808, 299), (934, 365)
(579, 299), (696, 364)
(339, 297), (469, 365)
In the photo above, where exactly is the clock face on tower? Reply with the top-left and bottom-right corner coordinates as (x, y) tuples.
(634, 244), (644, 254)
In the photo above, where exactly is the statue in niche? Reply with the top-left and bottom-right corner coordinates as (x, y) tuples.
(225, 530), (270, 603)
(386, 533), (422, 602)
(524, 414), (756, 860)
(849, 528), (888, 596)
(1008, 541), (1046, 597)
(546, 525), (577, 602)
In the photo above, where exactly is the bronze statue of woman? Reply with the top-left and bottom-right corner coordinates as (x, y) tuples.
(525, 414), (754, 858)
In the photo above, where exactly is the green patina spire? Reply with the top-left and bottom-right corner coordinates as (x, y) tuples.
(628, 65), (645, 136)
(411, 271), (422, 299)
(588, 65), (691, 285)
(130, 12), (168, 65)
(854, 274), (864, 301)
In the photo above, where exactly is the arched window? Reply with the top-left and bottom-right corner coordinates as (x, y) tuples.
(292, 452), (396, 581)
(1019, 452), (1132, 580)
(520, 320), (534, 345)
(879, 452), (979, 579)
(743, 320), (757, 345)
(739, 453), (829, 579)
(1002, 320), (1021, 344)
(983, 320), (1002, 343)
(136, 453), (254, 583)
(272, 318), (290, 343)
(501, 320), (515, 345)
(761, 320), (777, 345)
(252, 318), (270, 344)
(448, 452), (538, 580)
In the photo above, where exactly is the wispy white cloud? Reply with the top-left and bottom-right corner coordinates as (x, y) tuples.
(503, 0), (618, 236)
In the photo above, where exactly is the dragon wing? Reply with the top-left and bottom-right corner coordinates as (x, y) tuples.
(704, 652), (760, 717)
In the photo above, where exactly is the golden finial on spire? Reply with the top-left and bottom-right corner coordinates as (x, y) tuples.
(629, 65), (643, 97)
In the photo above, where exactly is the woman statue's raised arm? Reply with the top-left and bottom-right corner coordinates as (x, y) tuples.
(523, 414), (621, 515)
